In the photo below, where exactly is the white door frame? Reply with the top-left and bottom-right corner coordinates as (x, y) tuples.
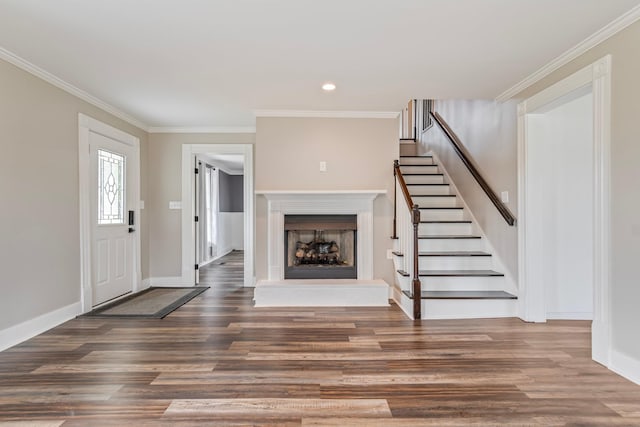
(517, 55), (611, 365)
(181, 144), (255, 287)
(78, 114), (142, 312)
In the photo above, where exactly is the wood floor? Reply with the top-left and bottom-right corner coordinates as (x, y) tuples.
(1, 251), (639, 426)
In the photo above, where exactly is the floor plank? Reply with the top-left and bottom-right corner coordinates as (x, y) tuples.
(0, 250), (638, 425)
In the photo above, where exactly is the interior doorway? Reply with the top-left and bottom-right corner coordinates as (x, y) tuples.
(194, 153), (245, 284)
(525, 86), (594, 320)
(518, 55), (611, 366)
(181, 144), (254, 288)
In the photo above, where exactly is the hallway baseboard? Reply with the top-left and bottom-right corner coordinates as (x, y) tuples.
(0, 301), (81, 351)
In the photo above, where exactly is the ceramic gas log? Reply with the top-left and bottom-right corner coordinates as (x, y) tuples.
(294, 233), (345, 266)
(284, 215), (357, 279)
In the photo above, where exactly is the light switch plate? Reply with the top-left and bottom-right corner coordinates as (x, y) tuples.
(501, 191), (509, 203)
(139, 200), (145, 210)
(320, 161), (327, 172)
(169, 201), (182, 210)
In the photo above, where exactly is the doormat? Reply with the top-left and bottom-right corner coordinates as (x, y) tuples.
(81, 286), (209, 318)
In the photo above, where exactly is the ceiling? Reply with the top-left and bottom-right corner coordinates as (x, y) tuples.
(1, 0), (639, 129)
(200, 154), (244, 174)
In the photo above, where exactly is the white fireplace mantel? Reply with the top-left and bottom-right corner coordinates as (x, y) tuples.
(257, 190), (386, 281)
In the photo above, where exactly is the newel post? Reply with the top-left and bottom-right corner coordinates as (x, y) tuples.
(411, 204), (421, 320)
(392, 160), (399, 239)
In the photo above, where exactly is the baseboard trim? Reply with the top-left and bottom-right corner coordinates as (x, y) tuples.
(610, 349), (640, 385)
(148, 276), (192, 287)
(547, 311), (593, 320)
(0, 302), (82, 352)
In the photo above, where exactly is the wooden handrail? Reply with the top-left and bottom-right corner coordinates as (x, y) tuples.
(394, 160), (415, 213)
(393, 160), (422, 320)
(430, 111), (516, 226)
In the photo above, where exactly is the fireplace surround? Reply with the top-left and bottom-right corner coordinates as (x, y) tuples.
(255, 190), (388, 307)
(258, 190), (385, 281)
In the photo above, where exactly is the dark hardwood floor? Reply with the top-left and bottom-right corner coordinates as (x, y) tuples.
(1, 251), (639, 425)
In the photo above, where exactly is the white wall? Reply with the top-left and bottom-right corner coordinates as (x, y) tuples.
(0, 57), (148, 346)
(218, 212), (244, 255)
(420, 99), (519, 280)
(528, 90), (594, 319)
(147, 133), (255, 277)
(514, 20), (640, 381)
(255, 117), (398, 285)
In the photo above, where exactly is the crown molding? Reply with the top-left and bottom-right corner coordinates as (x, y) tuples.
(148, 126), (256, 134)
(0, 46), (149, 131)
(496, 4), (640, 102)
(254, 110), (400, 119)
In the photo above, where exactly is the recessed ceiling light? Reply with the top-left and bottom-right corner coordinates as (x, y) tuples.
(322, 82), (336, 91)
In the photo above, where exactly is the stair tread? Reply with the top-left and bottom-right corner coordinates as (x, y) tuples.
(400, 155), (433, 158)
(402, 173), (443, 176)
(419, 207), (463, 210)
(394, 251), (491, 257)
(420, 270), (504, 277)
(420, 251), (491, 257)
(420, 235), (481, 239)
(420, 220), (471, 223)
(402, 290), (517, 300)
(407, 184), (449, 186)
(397, 269), (502, 277)
(413, 194), (456, 198)
(400, 164), (438, 167)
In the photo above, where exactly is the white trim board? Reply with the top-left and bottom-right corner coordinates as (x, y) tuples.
(254, 110), (399, 119)
(181, 144), (255, 288)
(517, 56), (611, 366)
(496, 5), (640, 102)
(0, 302), (81, 352)
(611, 350), (640, 386)
(78, 114), (143, 313)
(149, 126), (256, 134)
(0, 46), (148, 131)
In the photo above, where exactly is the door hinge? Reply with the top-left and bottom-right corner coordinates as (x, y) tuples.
(195, 264), (199, 270)
(195, 215), (199, 222)
(194, 167), (199, 174)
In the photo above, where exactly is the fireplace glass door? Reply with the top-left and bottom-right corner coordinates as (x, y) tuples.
(284, 215), (357, 279)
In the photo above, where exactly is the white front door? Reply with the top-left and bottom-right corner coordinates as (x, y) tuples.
(89, 131), (135, 306)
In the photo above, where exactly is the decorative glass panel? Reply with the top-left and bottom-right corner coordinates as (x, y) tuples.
(98, 149), (125, 225)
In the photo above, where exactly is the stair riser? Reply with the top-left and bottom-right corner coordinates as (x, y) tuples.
(419, 238), (485, 252)
(419, 209), (465, 221)
(394, 274), (508, 294)
(420, 276), (507, 292)
(413, 196), (459, 207)
(399, 143), (417, 157)
(418, 257), (492, 271)
(399, 157), (435, 166)
(421, 298), (517, 320)
(392, 287), (517, 320)
(409, 185), (451, 197)
(403, 175), (444, 185)
(400, 165), (439, 174)
(418, 222), (472, 235)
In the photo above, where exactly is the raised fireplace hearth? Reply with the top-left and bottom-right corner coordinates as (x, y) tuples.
(284, 214), (357, 279)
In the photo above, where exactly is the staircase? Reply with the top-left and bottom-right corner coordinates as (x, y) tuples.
(391, 154), (517, 320)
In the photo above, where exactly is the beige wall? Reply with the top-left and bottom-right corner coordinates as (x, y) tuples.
(255, 117), (398, 284)
(146, 133), (255, 278)
(514, 21), (640, 363)
(0, 58), (148, 331)
(419, 99), (519, 280)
